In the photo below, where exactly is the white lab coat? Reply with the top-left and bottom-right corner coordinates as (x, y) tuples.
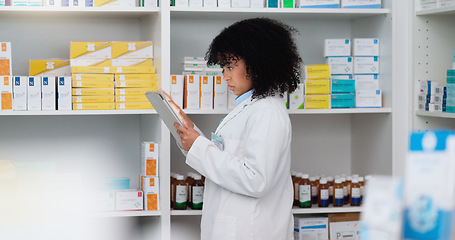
(185, 94), (294, 240)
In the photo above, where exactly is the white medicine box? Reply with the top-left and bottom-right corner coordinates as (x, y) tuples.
(324, 39), (351, 57)
(353, 38), (380, 56)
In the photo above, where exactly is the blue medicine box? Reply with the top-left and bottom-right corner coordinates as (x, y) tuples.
(331, 94), (355, 108)
(331, 79), (355, 93)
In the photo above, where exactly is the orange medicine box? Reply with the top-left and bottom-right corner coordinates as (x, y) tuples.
(0, 76), (13, 110)
(141, 142), (159, 176)
(139, 176), (160, 211)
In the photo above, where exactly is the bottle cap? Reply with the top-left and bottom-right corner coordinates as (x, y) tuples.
(177, 175), (184, 180)
(359, 176), (364, 182)
(352, 178), (359, 183)
(335, 178), (342, 184)
(347, 176), (352, 181)
(296, 173), (303, 178)
(309, 177), (315, 181)
(194, 175), (202, 180)
(320, 178), (327, 184)
(302, 174), (309, 179)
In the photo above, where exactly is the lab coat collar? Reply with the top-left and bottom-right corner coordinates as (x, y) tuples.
(215, 95), (258, 134)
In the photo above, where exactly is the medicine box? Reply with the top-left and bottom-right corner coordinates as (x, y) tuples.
(13, 76), (27, 111)
(289, 83), (305, 109)
(171, 75), (184, 109)
(105, 177), (130, 190)
(227, 89), (236, 109)
(115, 80), (157, 88)
(0, 42), (12, 76)
(112, 59), (155, 74)
(324, 39), (351, 57)
(41, 76), (56, 111)
(203, 0), (216, 7)
(305, 94), (330, 109)
(140, 176), (160, 211)
(141, 142), (159, 177)
(214, 76), (228, 110)
(403, 131), (455, 240)
(298, 0), (339, 8)
(231, 0), (249, 7)
(331, 79), (355, 94)
(29, 60), (71, 76)
(305, 80), (330, 95)
(183, 56), (205, 64)
(282, 0), (293, 8)
(326, 57), (353, 75)
(57, 76), (72, 110)
(73, 102), (115, 110)
(72, 73), (114, 82)
(73, 80), (114, 88)
(28, 0), (43, 6)
(184, 75), (200, 109)
(70, 59), (112, 74)
(114, 190), (143, 211)
(112, 41), (153, 59)
(189, 0), (202, 6)
(28, 76), (41, 111)
(115, 102), (153, 110)
(73, 88), (114, 96)
(115, 94), (148, 103)
(44, 0), (69, 6)
(73, 95), (115, 103)
(294, 217), (329, 240)
(116, 88), (154, 96)
(200, 76), (214, 110)
(355, 74), (379, 91)
(354, 56), (379, 74)
(70, 42), (111, 59)
(448, 69), (455, 77)
(341, 0), (381, 8)
(331, 93), (355, 108)
(440, 0), (455, 7)
(353, 38), (380, 56)
(0, 76), (13, 110)
(12, 0), (27, 5)
(267, 0), (278, 8)
(329, 221), (361, 239)
(173, 0), (188, 6)
(250, 0), (263, 8)
(305, 65), (331, 80)
(331, 74), (353, 80)
(356, 89), (382, 108)
(115, 73), (156, 81)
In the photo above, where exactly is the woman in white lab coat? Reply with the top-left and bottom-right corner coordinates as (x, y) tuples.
(169, 18), (302, 240)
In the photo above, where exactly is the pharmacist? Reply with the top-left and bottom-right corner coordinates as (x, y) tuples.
(167, 18), (302, 240)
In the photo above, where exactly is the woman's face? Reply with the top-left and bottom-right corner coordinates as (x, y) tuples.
(222, 58), (253, 96)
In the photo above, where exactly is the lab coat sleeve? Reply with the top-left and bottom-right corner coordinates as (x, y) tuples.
(177, 124), (205, 157)
(186, 107), (290, 198)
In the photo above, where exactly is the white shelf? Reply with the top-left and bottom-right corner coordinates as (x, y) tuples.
(0, 110), (157, 116)
(292, 206), (362, 214)
(0, 6), (159, 17)
(171, 209), (202, 215)
(415, 110), (455, 119)
(416, 6), (455, 16)
(170, 7), (390, 20)
(183, 108), (391, 115)
(94, 210), (162, 217)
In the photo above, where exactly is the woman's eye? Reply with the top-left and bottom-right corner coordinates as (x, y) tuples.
(228, 67), (233, 70)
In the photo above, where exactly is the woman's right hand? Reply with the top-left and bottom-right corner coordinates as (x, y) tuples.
(159, 89), (194, 129)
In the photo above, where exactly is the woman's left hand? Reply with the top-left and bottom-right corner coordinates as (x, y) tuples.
(175, 121), (200, 151)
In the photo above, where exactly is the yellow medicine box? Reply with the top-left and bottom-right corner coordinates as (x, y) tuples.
(112, 59), (155, 74)
(115, 73), (157, 81)
(305, 64), (331, 80)
(116, 102), (153, 110)
(70, 59), (112, 74)
(112, 41), (154, 59)
(116, 87), (156, 96)
(29, 60), (71, 76)
(72, 73), (114, 82)
(305, 79), (331, 95)
(116, 94), (149, 103)
(73, 102), (115, 110)
(73, 88), (114, 96)
(73, 80), (114, 88)
(115, 80), (157, 88)
(72, 95), (115, 103)
(305, 94), (330, 109)
(70, 42), (112, 59)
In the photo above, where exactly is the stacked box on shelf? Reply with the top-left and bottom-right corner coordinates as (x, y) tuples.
(445, 70), (455, 113)
(0, 42), (12, 76)
(418, 80), (444, 112)
(353, 38), (382, 108)
(140, 142), (160, 211)
(112, 41), (155, 110)
(304, 64), (331, 109)
(70, 41), (115, 110)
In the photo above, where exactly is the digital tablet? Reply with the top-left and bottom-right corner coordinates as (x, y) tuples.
(146, 91), (184, 146)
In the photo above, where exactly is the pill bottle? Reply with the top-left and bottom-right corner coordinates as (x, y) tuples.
(333, 178), (344, 207)
(346, 176), (352, 203)
(341, 177), (348, 205)
(318, 178), (329, 208)
(310, 177), (318, 204)
(327, 176), (334, 204)
(299, 174), (312, 208)
(359, 176), (365, 204)
(170, 173), (176, 207)
(350, 178), (361, 206)
(294, 173), (302, 206)
(186, 173), (195, 207)
(173, 174), (188, 210)
(191, 174), (204, 210)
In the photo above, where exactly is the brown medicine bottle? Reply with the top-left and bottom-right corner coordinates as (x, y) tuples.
(350, 178), (361, 206)
(191, 175), (204, 210)
(294, 173), (302, 206)
(318, 178), (329, 208)
(173, 174), (188, 210)
(298, 174), (312, 208)
(310, 177), (318, 204)
(333, 178), (344, 207)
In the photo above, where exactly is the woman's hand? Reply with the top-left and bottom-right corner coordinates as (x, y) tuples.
(159, 89), (194, 128)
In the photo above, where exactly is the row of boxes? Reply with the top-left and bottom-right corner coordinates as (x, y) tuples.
(171, 0), (381, 8)
(0, 0), (157, 7)
(288, 91), (381, 109)
(324, 38), (380, 58)
(294, 213), (360, 240)
(418, 0), (455, 9)
(325, 56), (379, 75)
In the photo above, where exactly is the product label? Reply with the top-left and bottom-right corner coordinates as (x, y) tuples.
(351, 187), (361, 198)
(192, 186), (204, 208)
(295, 183), (299, 200)
(329, 186), (333, 196)
(320, 189), (329, 200)
(334, 188), (344, 205)
(175, 185), (187, 207)
(312, 186), (318, 197)
(299, 185), (311, 207)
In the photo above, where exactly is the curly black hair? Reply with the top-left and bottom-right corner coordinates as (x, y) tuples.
(205, 17), (302, 99)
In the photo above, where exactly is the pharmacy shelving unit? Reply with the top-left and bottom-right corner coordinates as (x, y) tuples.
(0, 1), (411, 239)
(413, 4), (455, 131)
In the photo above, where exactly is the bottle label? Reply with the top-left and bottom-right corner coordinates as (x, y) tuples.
(311, 186), (318, 197)
(351, 187), (361, 198)
(175, 185), (187, 207)
(295, 183), (299, 200)
(192, 186), (204, 208)
(329, 186), (333, 196)
(299, 185), (311, 207)
(334, 188), (344, 199)
(343, 186), (348, 196)
(320, 189), (329, 200)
